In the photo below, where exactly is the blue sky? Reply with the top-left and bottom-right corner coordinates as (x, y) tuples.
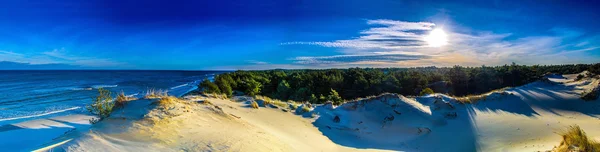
(0, 0), (599, 70)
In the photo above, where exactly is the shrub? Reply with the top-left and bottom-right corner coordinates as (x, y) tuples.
(576, 74), (585, 81)
(200, 79), (221, 94)
(215, 75), (235, 97)
(553, 125), (600, 152)
(86, 88), (114, 123)
(327, 89), (343, 105)
(420, 88), (435, 96)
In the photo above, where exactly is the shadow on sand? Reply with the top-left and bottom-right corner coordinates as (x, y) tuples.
(312, 80), (600, 151)
(312, 96), (480, 152)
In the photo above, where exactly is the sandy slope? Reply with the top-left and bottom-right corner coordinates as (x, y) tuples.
(18, 71), (600, 152)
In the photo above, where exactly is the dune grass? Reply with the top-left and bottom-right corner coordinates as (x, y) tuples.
(156, 96), (182, 107)
(115, 91), (137, 108)
(581, 85), (599, 101)
(454, 95), (488, 104)
(254, 95), (292, 107)
(250, 100), (259, 109)
(453, 87), (511, 104)
(553, 125), (600, 152)
(202, 93), (228, 99)
(145, 88), (168, 99)
(301, 106), (311, 113)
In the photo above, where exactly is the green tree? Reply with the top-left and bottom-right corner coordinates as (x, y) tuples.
(290, 87), (310, 101)
(215, 75), (235, 97)
(275, 80), (291, 100)
(327, 89), (343, 105)
(308, 94), (319, 103)
(200, 79), (221, 94)
(245, 79), (262, 96)
(319, 94), (327, 103)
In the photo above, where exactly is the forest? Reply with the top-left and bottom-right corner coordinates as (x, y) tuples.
(200, 63), (600, 104)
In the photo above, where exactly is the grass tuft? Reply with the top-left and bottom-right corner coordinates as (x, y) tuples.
(156, 96), (182, 107)
(301, 106), (311, 113)
(145, 88), (168, 99)
(254, 95), (291, 107)
(553, 125), (600, 152)
(202, 93), (228, 99)
(581, 85), (599, 101)
(250, 100), (259, 109)
(453, 87), (511, 104)
(115, 91), (137, 108)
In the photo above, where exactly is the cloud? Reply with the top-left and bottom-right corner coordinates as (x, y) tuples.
(0, 50), (24, 57)
(0, 61), (80, 70)
(246, 60), (269, 65)
(282, 19), (600, 67)
(293, 53), (431, 65)
(0, 48), (129, 69)
(40, 48), (128, 67)
(282, 19), (435, 50)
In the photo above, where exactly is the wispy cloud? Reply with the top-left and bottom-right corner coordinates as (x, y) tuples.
(282, 19), (435, 50)
(39, 48), (128, 67)
(246, 60), (269, 65)
(282, 19), (600, 67)
(0, 48), (129, 68)
(293, 53), (431, 65)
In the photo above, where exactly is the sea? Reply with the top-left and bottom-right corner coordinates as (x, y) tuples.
(0, 70), (225, 125)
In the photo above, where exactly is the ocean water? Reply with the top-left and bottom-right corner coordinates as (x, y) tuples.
(0, 70), (224, 125)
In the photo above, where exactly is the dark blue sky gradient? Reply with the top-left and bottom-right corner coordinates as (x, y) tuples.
(0, 0), (599, 69)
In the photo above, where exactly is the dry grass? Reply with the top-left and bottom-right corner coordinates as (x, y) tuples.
(454, 95), (487, 104)
(115, 91), (137, 108)
(453, 87), (511, 104)
(254, 95), (291, 107)
(156, 96), (182, 107)
(553, 125), (600, 152)
(301, 106), (311, 113)
(581, 85), (599, 101)
(250, 100), (259, 109)
(145, 88), (168, 99)
(202, 93), (228, 99)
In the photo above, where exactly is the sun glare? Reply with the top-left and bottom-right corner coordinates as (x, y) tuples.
(424, 28), (448, 47)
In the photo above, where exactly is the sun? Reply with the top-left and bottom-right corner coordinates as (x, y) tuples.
(424, 28), (448, 47)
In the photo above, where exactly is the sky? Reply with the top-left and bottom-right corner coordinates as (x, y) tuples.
(0, 0), (599, 70)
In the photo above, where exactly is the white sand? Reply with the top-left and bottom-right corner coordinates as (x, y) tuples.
(3, 71), (598, 152)
(0, 114), (95, 151)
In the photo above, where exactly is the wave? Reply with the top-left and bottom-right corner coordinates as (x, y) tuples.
(69, 84), (118, 90)
(71, 87), (94, 91)
(170, 83), (189, 90)
(91, 85), (118, 89)
(0, 107), (81, 122)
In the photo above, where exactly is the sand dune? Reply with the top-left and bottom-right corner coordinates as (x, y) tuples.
(7, 71), (599, 151)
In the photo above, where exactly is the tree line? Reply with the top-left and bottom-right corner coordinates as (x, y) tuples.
(200, 63), (600, 104)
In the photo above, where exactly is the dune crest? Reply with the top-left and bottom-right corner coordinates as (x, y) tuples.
(35, 71), (600, 152)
